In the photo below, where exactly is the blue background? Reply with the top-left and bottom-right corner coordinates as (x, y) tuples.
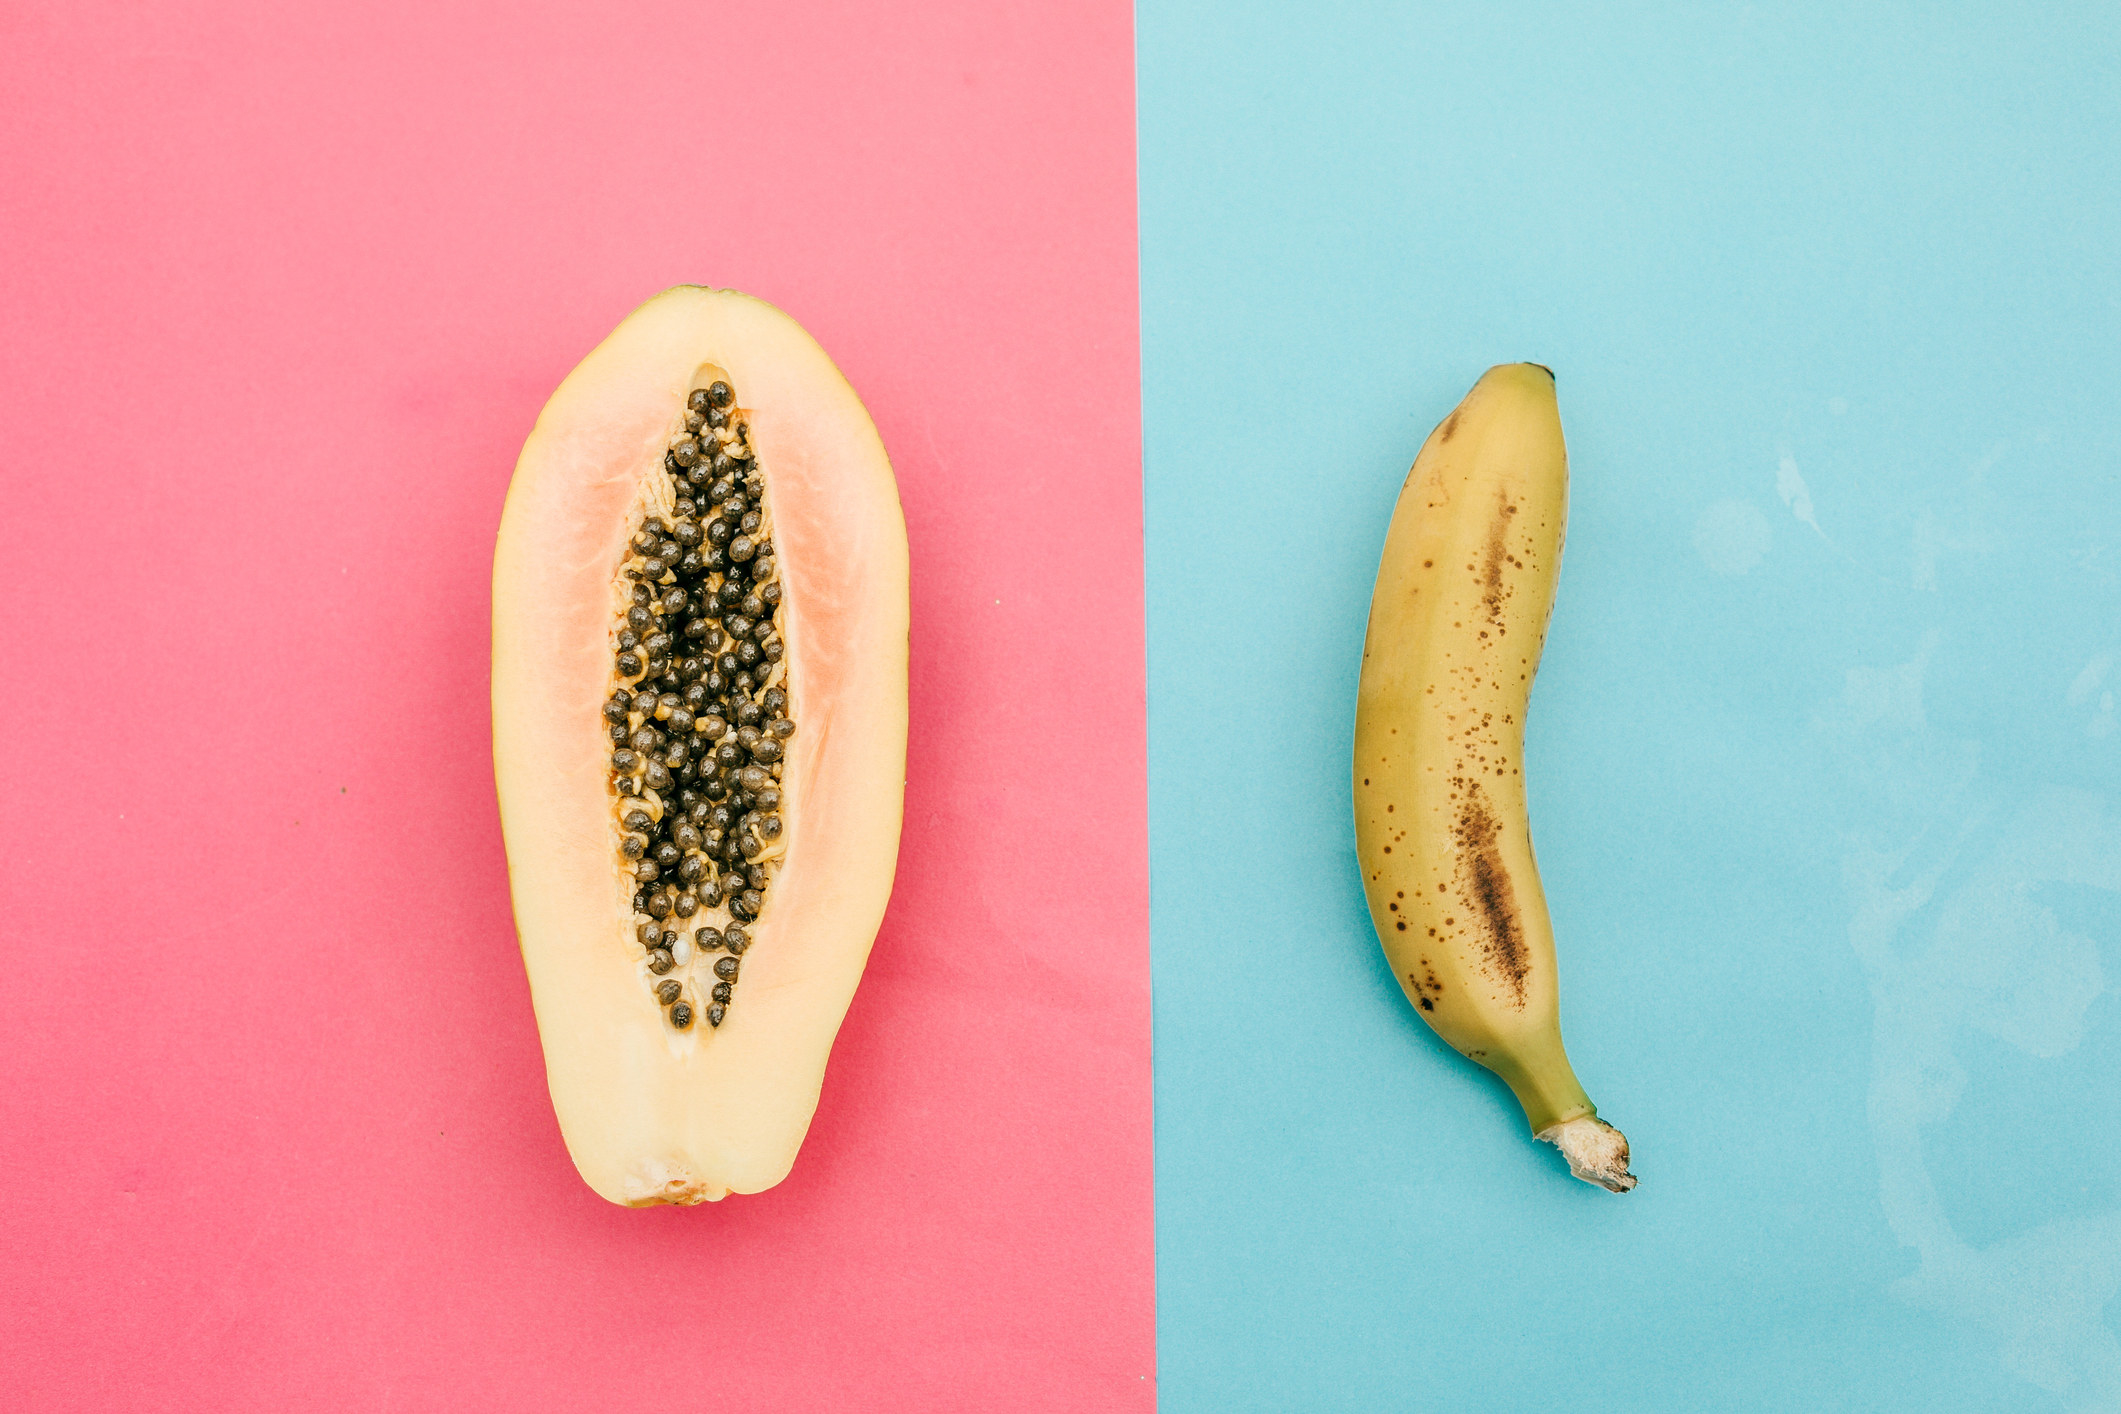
(1138, 4), (2121, 1409)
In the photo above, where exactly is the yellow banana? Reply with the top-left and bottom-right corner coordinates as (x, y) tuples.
(1353, 364), (1635, 1192)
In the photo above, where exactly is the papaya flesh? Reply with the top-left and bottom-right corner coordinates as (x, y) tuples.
(492, 288), (908, 1205)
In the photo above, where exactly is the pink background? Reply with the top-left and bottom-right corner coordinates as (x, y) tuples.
(0, 2), (1150, 1409)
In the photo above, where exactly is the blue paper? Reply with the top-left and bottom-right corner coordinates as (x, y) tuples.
(1140, 3), (2121, 1408)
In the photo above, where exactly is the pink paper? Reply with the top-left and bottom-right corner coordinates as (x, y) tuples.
(0, 2), (1150, 1407)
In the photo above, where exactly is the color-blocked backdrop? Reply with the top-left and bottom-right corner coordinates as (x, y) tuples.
(1141, 3), (2121, 1411)
(0, 2), (1150, 1408)
(11, 4), (2120, 1409)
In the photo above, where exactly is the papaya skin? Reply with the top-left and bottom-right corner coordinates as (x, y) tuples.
(493, 288), (908, 1205)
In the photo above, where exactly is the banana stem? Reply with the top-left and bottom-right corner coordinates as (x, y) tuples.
(1536, 1116), (1637, 1192)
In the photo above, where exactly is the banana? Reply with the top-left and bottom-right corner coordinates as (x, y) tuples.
(1353, 363), (1635, 1192)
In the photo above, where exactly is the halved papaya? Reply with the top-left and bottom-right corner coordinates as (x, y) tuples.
(492, 288), (908, 1205)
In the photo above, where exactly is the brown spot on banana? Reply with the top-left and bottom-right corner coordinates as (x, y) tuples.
(1452, 783), (1529, 1004)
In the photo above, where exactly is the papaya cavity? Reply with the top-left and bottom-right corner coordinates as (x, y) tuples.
(608, 373), (793, 1031)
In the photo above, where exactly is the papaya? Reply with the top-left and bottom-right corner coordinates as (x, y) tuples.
(492, 288), (908, 1205)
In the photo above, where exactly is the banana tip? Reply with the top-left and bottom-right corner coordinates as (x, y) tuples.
(1538, 1115), (1636, 1193)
